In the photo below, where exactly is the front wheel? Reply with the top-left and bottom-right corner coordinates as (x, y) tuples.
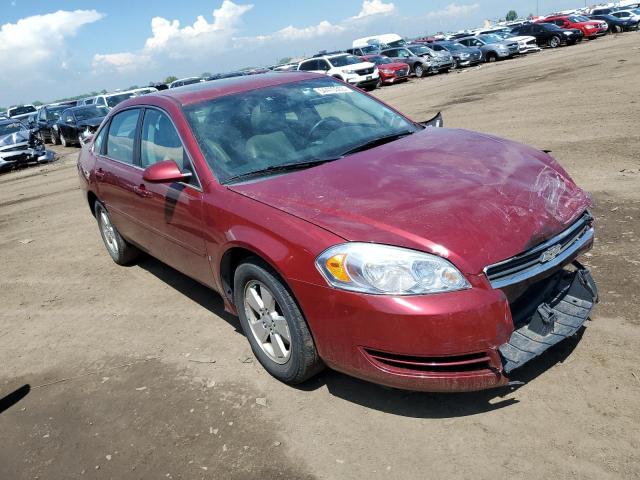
(414, 64), (425, 77)
(95, 201), (140, 265)
(52, 127), (61, 145)
(486, 52), (498, 63)
(549, 35), (561, 48)
(234, 260), (324, 384)
(451, 58), (459, 69)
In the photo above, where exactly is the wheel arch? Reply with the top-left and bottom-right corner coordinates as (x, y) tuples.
(87, 190), (98, 217)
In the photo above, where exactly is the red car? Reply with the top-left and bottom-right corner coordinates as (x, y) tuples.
(361, 55), (410, 85)
(539, 14), (608, 38)
(78, 73), (598, 392)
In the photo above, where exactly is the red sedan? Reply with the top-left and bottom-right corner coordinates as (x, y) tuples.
(78, 73), (598, 392)
(539, 14), (608, 38)
(361, 55), (410, 85)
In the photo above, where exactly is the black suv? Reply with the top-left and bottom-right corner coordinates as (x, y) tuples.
(511, 23), (582, 47)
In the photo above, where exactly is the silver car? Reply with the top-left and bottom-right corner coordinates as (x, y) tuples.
(0, 119), (53, 172)
(406, 44), (455, 72)
(458, 34), (519, 62)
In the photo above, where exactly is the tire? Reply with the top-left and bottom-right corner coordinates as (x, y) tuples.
(234, 259), (324, 384)
(52, 127), (61, 145)
(94, 201), (140, 266)
(451, 58), (459, 69)
(549, 35), (561, 48)
(613, 25), (622, 34)
(486, 52), (498, 63)
(414, 63), (425, 77)
(60, 131), (67, 147)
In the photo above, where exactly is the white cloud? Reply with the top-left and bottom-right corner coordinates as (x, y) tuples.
(0, 10), (103, 84)
(354, 0), (396, 19)
(94, 0), (253, 73)
(426, 3), (480, 19)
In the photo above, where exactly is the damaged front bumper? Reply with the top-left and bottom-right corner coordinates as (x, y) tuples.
(499, 262), (598, 373)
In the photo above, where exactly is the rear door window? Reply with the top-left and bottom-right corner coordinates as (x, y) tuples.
(106, 109), (140, 165)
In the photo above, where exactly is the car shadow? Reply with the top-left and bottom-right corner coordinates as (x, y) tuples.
(0, 384), (30, 415)
(137, 256), (242, 334)
(135, 256), (586, 418)
(297, 328), (585, 418)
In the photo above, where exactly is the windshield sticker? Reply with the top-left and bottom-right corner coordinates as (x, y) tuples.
(313, 86), (353, 95)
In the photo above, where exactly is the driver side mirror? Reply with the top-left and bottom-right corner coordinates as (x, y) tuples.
(142, 160), (192, 183)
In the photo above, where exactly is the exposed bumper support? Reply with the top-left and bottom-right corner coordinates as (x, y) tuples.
(499, 264), (598, 373)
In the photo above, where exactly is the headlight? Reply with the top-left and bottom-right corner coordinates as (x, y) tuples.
(459, 53), (470, 58)
(342, 68), (357, 74)
(81, 128), (92, 138)
(315, 243), (470, 295)
(585, 25), (595, 29)
(563, 31), (573, 35)
(380, 69), (394, 74)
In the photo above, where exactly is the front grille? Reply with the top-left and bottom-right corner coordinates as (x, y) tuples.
(355, 67), (374, 75)
(363, 348), (493, 374)
(485, 212), (593, 289)
(1, 145), (27, 153)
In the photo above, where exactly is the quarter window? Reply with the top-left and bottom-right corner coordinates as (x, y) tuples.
(106, 109), (140, 165)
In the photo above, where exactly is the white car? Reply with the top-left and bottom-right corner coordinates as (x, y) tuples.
(479, 28), (540, 53)
(168, 77), (205, 88)
(6, 104), (37, 121)
(297, 54), (379, 90)
(352, 33), (406, 49)
(92, 91), (138, 110)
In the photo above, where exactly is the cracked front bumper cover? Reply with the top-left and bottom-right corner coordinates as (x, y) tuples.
(500, 263), (598, 373)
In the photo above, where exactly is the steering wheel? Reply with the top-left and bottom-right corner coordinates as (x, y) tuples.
(309, 116), (344, 141)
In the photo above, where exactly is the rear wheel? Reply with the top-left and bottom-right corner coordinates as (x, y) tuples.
(95, 201), (140, 266)
(549, 35), (561, 48)
(234, 259), (324, 384)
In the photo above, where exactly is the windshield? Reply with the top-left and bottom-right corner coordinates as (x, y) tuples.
(0, 121), (26, 136)
(184, 77), (418, 183)
(408, 45), (431, 55)
(329, 55), (362, 67)
(106, 93), (135, 108)
(387, 39), (406, 47)
(368, 56), (393, 65)
(569, 16), (586, 22)
(478, 34), (502, 44)
(47, 106), (67, 121)
(73, 106), (109, 121)
(360, 45), (379, 54)
(442, 43), (465, 51)
(8, 105), (36, 116)
(543, 23), (563, 31)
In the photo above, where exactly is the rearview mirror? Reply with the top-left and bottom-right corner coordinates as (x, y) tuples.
(142, 160), (192, 183)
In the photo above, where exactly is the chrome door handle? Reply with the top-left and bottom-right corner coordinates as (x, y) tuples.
(133, 185), (153, 198)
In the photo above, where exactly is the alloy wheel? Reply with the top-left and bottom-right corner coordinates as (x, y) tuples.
(99, 210), (119, 257)
(243, 280), (291, 364)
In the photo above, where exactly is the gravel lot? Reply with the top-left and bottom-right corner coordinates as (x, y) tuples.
(1, 33), (639, 480)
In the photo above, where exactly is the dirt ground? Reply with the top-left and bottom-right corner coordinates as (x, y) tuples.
(1, 33), (639, 479)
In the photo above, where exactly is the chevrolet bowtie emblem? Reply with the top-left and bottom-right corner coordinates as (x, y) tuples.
(540, 244), (562, 263)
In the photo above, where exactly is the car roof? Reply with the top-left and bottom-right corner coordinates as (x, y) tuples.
(143, 72), (324, 107)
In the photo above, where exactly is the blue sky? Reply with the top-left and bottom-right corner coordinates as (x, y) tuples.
(1, 0), (587, 106)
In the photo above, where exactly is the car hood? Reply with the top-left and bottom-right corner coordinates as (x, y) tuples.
(509, 35), (537, 43)
(229, 128), (591, 275)
(380, 62), (410, 70)
(0, 130), (29, 148)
